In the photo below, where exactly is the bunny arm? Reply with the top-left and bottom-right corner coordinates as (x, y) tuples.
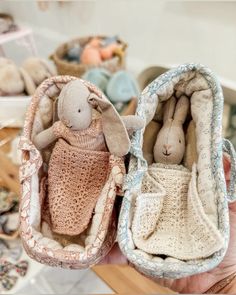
(33, 126), (57, 150)
(33, 116), (144, 151)
(121, 115), (145, 134)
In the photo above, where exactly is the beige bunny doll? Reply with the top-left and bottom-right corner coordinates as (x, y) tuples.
(22, 57), (56, 87)
(33, 79), (144, 236)
(132, 94), (223, 261)
(0, 58), (36, 96)
(153, 95), (189, 165)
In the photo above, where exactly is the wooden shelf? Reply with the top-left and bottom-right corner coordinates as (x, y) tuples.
(93, 265), (176, 294)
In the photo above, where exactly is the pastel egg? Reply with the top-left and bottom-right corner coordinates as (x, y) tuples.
(107, 70), (140, 103)
(82, 68), (111, 92)
(80, 46), (102, 65)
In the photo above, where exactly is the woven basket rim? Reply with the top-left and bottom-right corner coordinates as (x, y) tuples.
(51, 35), (127, 70)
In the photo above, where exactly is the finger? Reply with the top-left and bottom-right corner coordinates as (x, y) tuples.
(223, 153), (231, 187)
(224, 154), (236, 213)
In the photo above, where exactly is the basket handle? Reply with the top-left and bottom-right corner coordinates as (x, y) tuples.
(223, 138), (236, 202)
(19, 136), (43, 183)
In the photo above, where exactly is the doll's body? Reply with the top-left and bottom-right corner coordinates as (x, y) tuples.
(47, 139), (110, 236)
(45, 118), (109, 235)
(34, 79), (144, 236)
(52, 118), (107, 151)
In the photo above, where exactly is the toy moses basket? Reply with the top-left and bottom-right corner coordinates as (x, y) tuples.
(118, 63), (236, 279)
(19, 76), (127, 268)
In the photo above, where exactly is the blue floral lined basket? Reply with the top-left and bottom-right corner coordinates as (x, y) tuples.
(117, 63), (236, 279)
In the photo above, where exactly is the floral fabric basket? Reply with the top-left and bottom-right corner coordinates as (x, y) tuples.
(118, 63), (236, 279)
(19, 76), (124, 268)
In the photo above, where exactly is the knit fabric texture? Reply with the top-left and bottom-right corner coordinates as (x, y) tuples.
(132, 163), (223, 260)
(52, 118), (107, 151)
(43, 118), (109, 236)
(46, 138), (110, 236)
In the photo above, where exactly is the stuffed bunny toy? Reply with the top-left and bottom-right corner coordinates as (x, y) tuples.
(153, 95), (189, 164)
(0, 58), (35, 96)
(132, 94), (223, 261)
(34, 79), (143, 154)
(22, 57), (56, 87)
(33, 79), (143, 236)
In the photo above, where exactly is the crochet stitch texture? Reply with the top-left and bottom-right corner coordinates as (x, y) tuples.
(132, 163), (223, 260)
(45, 118), (110, 235)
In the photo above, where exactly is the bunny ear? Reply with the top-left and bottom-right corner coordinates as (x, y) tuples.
(163, 96), (176, 123)
(173, 95), (189, 125)
(52, 97), (59, 123)
(88, 95), (130, 156)
(19, 67), (36, 95)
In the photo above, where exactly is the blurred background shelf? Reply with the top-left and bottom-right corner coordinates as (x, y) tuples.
(0, 96), (31, 128)
(0, 26), (37, 57)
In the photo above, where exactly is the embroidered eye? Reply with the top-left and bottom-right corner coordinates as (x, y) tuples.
(78, 109), (81, 113)
(179, 139), (181, 143)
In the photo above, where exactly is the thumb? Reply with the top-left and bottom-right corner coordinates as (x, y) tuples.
(223, 152), (231, 187)
(223, 153), (236, 213)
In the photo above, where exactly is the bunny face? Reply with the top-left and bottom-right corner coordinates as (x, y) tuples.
(58, 80), (93, 131)
(154, 120), (185, 164)
(153, 95), (189, 165)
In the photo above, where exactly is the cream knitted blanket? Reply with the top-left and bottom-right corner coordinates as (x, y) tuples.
(132, 163), (223, 260)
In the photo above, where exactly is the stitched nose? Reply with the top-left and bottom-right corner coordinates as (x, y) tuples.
(163, 144), (171, 151)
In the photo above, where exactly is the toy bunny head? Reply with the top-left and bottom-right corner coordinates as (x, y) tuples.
(153, 95), (189, 165)
(22, 57), (56, 87)
(58, 80), (93, 130)
(57, 79), (130, 156)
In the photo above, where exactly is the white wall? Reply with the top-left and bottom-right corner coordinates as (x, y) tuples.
(0, 0), (236, 80)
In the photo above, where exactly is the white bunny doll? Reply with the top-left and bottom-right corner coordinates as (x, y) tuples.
(132, 95), (223, 261)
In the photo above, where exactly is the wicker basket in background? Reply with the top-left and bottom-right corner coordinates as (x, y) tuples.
(50, 36), (127, 77)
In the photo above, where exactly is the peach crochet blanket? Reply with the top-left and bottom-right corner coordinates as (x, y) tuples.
(42, 118), (110, 236)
